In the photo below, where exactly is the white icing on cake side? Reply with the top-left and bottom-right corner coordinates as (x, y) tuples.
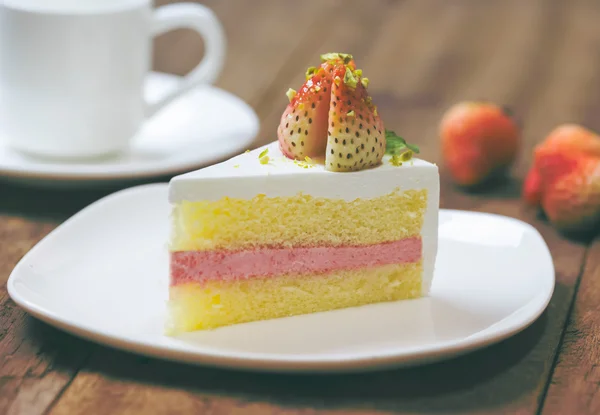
(168, 141), (439, 295)
(169, 141), (437, 201)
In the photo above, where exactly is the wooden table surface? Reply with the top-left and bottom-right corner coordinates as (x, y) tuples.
(1, 0), (599, 413)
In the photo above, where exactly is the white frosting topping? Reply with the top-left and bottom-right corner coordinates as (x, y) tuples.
(168, 141), (439, 295)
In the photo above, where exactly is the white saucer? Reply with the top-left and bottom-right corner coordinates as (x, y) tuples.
(7, 183), (555, 373)
(0, 72), (259, 187)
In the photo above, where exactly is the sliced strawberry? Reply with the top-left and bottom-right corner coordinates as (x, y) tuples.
(276, 70), (330, 159)
(277, 53), (399, 172)
(277, 54), (353, 160)
(325, 65), (385, 171)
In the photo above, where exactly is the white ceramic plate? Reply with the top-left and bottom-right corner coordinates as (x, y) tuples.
(7, 183), (555, 373)
(0, 72), (259, 187)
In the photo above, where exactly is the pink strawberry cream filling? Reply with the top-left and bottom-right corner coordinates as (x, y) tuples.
(170, 237), (421, 285)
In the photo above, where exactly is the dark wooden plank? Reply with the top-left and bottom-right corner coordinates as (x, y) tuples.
(540, 237), (600, 415)
(0, 218), (91, 415)
(47, 1), (592, 415)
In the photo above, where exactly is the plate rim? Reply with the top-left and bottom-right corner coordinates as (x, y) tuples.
(6, 183), (556, 373)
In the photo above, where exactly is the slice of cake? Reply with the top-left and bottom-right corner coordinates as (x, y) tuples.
(166, 53), (439, 334)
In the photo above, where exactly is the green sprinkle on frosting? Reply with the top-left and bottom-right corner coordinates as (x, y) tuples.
(400, 150), (414, 162)
(385, 130), (420, 165)
(389, 150), (413, 166)
(390, 154), (403, 166)
(293, 157), (315, 169)
(361, 77), (369, 88)
(258, 148), (270, 164)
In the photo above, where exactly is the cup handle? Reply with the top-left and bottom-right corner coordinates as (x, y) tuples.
(145, 2), (226, 118)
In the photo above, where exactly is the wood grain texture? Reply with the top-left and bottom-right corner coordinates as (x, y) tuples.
(0, 218), (91, 415)
(540, 237), (600, 415)
(0, 0), (598, 414)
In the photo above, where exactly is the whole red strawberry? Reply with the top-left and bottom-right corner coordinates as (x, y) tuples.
(440, 101), (520, 187)
(535, 124), (600, 157)
(524, 124), (600, 235)
(540, 155), (600, 233)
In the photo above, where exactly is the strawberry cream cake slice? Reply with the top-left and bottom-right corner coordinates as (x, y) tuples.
(166, 53), (440, 334)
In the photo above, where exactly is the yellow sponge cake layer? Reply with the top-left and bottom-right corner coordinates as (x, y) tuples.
(166, 262), (422, 333)
(171, 189), (427, 251)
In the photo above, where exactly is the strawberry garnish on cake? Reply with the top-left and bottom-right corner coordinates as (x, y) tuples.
(277, 52), (418, 171)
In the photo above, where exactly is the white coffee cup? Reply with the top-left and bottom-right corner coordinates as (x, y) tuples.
(0, 0), (226, 159)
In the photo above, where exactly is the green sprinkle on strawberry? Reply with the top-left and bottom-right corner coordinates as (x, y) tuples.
(325, 63), (385, 171)
(277, 52), (416, 172)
